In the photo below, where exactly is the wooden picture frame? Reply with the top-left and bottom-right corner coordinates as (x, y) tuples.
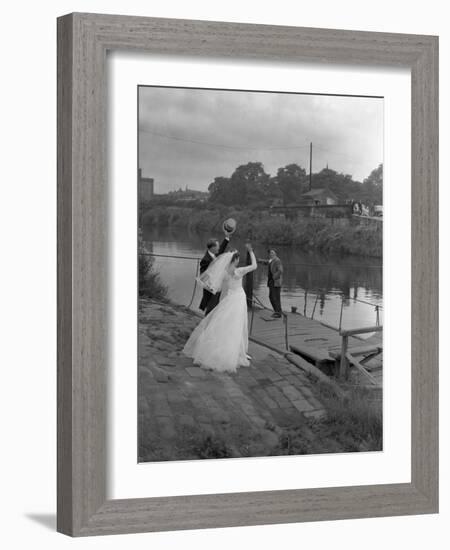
(57, 12), (438, 536)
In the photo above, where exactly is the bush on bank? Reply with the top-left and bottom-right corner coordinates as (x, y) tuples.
(141, 206), (382, 258)
(138, 230), (168, 299)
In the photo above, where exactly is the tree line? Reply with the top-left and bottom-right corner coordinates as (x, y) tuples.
(207, 162), (383, 207)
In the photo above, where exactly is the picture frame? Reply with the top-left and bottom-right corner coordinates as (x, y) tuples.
(57, 12), (438, 536)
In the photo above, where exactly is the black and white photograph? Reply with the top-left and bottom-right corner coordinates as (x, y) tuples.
(1, 0), (444, 543)
(138, 85), (383, 463)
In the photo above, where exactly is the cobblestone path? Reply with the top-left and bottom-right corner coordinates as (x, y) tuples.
(138, 298), (328, 462)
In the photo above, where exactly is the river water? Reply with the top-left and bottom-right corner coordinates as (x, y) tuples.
(142, 226), (383, 331)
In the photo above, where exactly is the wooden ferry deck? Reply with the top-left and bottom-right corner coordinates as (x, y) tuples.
(249, 308), (383, 387)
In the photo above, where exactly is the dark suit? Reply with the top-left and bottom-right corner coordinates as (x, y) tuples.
(199, 237), (230, 315)
(267, 257), (283, 315)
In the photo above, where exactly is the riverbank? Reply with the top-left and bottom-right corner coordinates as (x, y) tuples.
(138, 297), (382, 462)
(141, 205), (382, 258)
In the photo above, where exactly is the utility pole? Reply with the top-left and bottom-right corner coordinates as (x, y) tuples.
(309, 142), (312, 191)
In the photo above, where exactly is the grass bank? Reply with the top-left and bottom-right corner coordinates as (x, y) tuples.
(142, 383), (383, 462)
(141, 205), (382, 258)
(275, 383), (383, 455)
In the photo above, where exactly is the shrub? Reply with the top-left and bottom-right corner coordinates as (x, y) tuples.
(273, 383), (382, 455)
(140, 205), (382, 257)
(312, 383), (383, 452)
(138, 231), (167, 300)
(192, 435), (233, 459)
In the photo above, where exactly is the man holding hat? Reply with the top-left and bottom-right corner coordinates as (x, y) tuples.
(199, 226), (233, 315)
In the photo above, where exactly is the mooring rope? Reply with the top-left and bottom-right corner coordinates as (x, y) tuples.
(139, 251), (382, 269)
(186, 259), (200, 309)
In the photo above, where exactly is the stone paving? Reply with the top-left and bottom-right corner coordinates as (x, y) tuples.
(138, 298), (328, 462)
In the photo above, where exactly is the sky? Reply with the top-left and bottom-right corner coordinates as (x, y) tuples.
(138, 86), (383, 194)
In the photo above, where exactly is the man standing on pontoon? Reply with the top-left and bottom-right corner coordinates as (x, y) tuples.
(259, 248), (283, 318)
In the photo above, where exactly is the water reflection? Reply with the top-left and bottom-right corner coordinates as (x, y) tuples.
(142, 225), (383, 331)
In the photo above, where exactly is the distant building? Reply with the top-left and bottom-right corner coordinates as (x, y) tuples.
(138, 168), (154, 202)
(300, 188), (338, 206)
(167, 186), (209, 202)
(268, 198), (284, 207)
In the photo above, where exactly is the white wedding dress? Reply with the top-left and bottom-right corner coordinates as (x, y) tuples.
(183, 256), (256, 373)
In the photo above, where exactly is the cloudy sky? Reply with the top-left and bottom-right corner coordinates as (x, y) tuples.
(138, 86), (383, 194)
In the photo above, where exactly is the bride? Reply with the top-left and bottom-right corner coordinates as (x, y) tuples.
(182, 243), (257, 373)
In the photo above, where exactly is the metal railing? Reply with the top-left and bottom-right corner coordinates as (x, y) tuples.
(338, 294), (382, 331)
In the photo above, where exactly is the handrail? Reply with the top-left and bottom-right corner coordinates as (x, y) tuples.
(139, 251), (382, 269)
(338, 294), (382, 331)
(139, 252), (199, 261)
(252, 288), (383, 310)
(338, 324), (383, 379)
(340, 325), (383, 337)
(349, 296), (383, 308)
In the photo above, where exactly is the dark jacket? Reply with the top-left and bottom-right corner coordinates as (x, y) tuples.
(267, 257), (283, 288)
(198, 237), (229, 310)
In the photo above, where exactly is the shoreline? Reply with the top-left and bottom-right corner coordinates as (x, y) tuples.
(141, 205), (383, 259)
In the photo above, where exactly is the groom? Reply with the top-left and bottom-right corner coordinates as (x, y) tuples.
(199, 228), (232, 316)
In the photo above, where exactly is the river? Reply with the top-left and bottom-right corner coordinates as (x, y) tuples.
(142, 225), (383, 331)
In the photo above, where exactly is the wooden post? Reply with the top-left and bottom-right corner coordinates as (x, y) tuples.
(309, 142), (312, 191)
(244, 249), (253, 308)
(337, 325), (382, 380)
(249, 304), (255, 335)
(311, 292), (319, 319)
(339, 295), (345, 331)
(339, 334), (349, 379)
(283, 314), (289, 350)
